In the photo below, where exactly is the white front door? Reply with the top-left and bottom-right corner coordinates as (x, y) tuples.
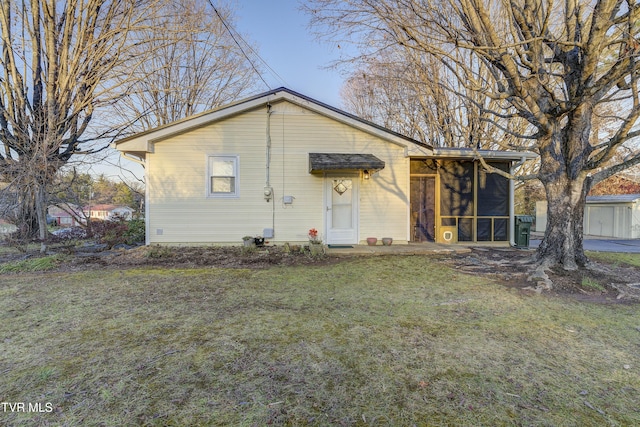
(326, 175), (359, 244)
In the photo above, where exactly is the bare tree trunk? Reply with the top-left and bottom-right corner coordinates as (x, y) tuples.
(535, 128), (590, 270)
(536, 176), (589, 270)
(0, 0), (161, 244)
(16, 187), (38, 239)
(35, 182), (48, 253)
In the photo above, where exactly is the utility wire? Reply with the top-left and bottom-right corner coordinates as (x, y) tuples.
(206, 0), (288, 89)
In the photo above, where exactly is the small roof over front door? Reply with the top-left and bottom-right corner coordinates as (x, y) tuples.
(309, 153), (385, 173)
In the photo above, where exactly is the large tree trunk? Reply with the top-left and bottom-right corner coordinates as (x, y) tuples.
(534, 102), (594, 271)
(15, 188), (39, 239)
(536, 171), (589, 270)
(35, 183), (49, 253)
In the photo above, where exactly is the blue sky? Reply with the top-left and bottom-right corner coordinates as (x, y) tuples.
(234, 0), (347, 108)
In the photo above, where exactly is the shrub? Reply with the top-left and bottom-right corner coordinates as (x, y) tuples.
(87, 216), (145, 248)
(87, 219), (127, 248)
(123, 219), (145, 245)
(146, 245), (173, 258)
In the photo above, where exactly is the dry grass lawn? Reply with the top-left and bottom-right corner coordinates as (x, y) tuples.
(1, 254), (639, 426)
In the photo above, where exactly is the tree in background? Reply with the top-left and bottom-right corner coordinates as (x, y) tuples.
(113, 181), (139, 208)
(0, 0), (156, 251)
(53, 172), (141, 209)
(51, 171), (94, 213)
(307, 0), (640, 272)
(111, 0), (259, 131)
(340, 48), (532, 151)
(0, 0), (259, 250)
(50, 171), (143, 225)
(589, 174), (640, 195)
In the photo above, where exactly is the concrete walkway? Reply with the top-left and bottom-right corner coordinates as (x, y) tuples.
(324, 242), (477, 256)
(325, 236), (640, 256)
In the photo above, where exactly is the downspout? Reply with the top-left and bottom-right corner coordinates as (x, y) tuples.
(510, 157), (527, 247)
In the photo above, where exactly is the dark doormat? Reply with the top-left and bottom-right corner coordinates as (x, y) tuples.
(328, 245), (354, 248)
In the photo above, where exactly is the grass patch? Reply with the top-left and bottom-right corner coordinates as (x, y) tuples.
(0, 254), (65, 273)
(588, 251), (640, 268)
(0, 242), (41, 255)
(1, 256), (639, 426)
(0, 244), (17, 255)
(581, 277), (606, 292)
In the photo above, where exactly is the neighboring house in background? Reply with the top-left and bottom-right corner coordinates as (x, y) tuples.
(85, 204), (135, 221)
(589, 175), (640, 196)
(48, 203), (85, 227)
(536, 194), (640, 239)
(114, 87), (534, 246)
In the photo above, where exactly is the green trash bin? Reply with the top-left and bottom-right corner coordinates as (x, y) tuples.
(514, 215), (534, 248)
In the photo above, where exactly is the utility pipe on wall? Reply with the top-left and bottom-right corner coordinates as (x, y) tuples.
(266, 103), (272, 192)
(265, 104), (275, 236)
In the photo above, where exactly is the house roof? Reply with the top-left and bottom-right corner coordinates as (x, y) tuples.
(85, 204), (134, 212)
(309, 153), (386, 173)
(48, 203), (82, 216)
(586, 194), (640, 204)
(114, 87), (433, 158)
(114, 87), (538, 163)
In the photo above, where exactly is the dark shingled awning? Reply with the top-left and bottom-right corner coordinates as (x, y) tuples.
(309, 153), (385, 173)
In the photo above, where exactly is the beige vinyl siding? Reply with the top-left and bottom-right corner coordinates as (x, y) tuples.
(147, 100), (410, 245)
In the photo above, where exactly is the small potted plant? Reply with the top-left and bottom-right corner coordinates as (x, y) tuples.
(242, 236), (254, 247)
(308, 228), (324, 255)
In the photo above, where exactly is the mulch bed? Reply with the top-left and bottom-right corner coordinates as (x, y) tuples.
(442, 247), (640, 303)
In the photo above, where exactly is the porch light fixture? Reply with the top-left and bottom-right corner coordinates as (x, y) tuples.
(363, 170), (370, 180)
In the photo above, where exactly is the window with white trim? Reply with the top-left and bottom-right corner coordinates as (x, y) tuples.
(208, 155), (239, 197)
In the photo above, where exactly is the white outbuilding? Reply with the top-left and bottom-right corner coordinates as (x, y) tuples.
(536, 194), (640, 239)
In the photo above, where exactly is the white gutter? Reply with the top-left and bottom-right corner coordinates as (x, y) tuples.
(433, 148), (537, 161)
(509, 157), (527, 247)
